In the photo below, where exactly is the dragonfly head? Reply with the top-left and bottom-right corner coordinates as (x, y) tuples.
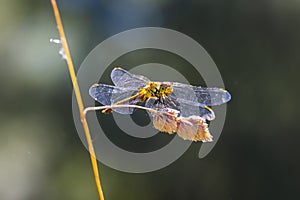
(159, 82), (173, 97)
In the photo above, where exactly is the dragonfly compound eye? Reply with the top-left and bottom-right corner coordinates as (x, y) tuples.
(159, 83), (173, 96)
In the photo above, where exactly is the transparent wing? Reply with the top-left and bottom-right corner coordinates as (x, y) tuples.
(89, 83), (140, 114)
(110, 88), (141, 114)
(179, 103), (215, 121)
(168, 93), (215, 120)
(171, 82), (231, 107)
(144, 93), (215, 121)
(111, 67), (150, 88)
(144, 96), (181, 113)
(145, 98), (163, 113)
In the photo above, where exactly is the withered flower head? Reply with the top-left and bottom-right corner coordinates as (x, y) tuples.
(152, 108), (213, 142)
(177, 116), (212, 142)
(152, 108), (179, 134)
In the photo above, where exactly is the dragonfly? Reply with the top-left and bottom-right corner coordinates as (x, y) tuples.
(89, 67), (231, 121)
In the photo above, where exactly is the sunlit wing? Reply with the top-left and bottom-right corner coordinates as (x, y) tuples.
(144, 96), (181, 113)
(110, 89), (141, 114)
(144, 93), (215, 121)
(177, 102), (215, 121)
(111, 67), (150, 88)
(145, 98), (163, 112)
(89, 83), (140, 114)
(171, 82), (231, 107)
(167, 92), (215, 120)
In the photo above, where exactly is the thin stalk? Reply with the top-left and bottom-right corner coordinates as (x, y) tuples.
(84, 104), (162, 116)
(50, 1), (104, 199)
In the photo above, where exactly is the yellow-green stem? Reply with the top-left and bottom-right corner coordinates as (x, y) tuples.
(50, 1), (105, 199)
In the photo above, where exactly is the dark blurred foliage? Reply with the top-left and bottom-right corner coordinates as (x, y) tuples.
(0, 0), (300, 199)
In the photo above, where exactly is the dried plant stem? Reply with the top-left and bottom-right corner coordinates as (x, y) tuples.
(84, 104), (162, 116)
(50, 1), (104, 199)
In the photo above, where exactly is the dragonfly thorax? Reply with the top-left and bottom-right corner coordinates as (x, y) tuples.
(138, 82), (173, 101)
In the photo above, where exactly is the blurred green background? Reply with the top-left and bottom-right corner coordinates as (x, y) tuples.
(1, 0), (300, 199)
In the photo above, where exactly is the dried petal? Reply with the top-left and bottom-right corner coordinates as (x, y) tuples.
(177, 116), (212, 142)
(152, 109), (179, 134)
(152, 108), (213, 142)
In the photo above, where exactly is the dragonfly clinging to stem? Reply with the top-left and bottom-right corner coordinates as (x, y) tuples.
(89, 67), (231, 121)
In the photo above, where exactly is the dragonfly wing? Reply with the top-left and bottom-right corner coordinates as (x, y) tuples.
(163, 96), (182, 112)
(111, 67), (150, 88)
(144, 94), (214, 121)
(144, 96), (181, 113)
(171, 82), (231, 107)
(180, 104), (215, 121)
(110, 89), (140, 114)
(89, 83), (121, 105)
(199, 106), (215, 121)
(89, 83), (139, 114)
(145, 98), (163, 114)
(168, 94), (215, 121)
(192, 86), (231, 106)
